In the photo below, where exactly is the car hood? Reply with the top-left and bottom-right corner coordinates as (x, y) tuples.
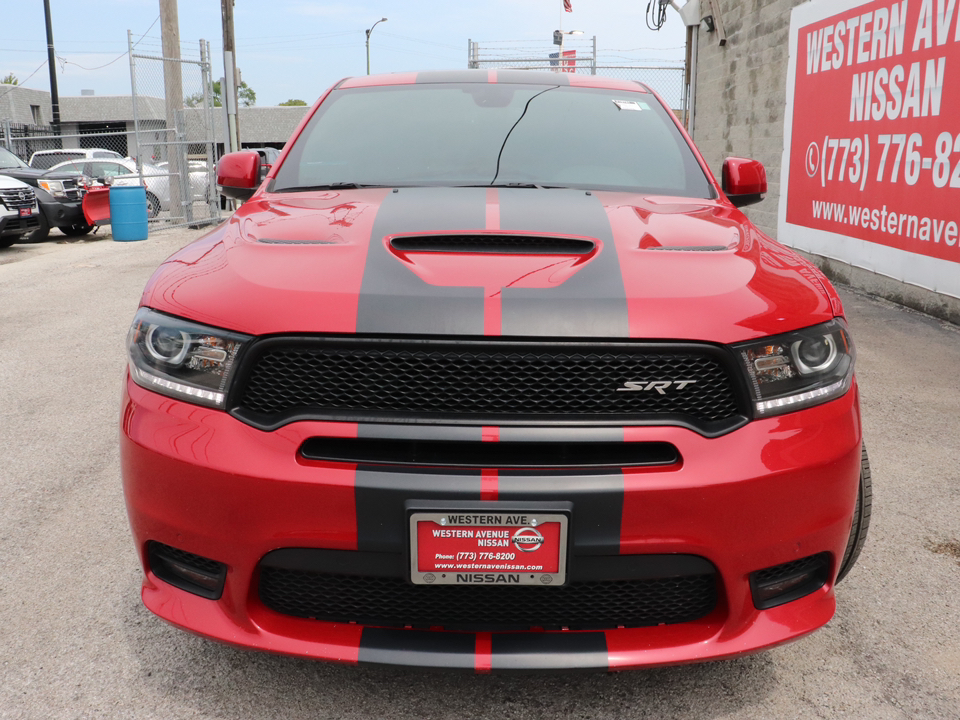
(0, 174), (34, 190)
(3, 166), (78, 182)
(143, 187), (835, 343)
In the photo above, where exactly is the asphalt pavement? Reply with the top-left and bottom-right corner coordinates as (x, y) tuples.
(0, 227), (958, 719)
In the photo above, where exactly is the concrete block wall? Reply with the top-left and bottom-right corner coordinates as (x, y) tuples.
(691, 0), (801, 240)
(691, 0), (960, 323)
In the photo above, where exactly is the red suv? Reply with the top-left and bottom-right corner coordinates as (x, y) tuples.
(121, 71), (870, 672)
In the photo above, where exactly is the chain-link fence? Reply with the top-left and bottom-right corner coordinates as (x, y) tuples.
(1, 36), (221, 233)
(129, 37), (220, 230)
(468, 39), (686, 120)
(2, 122), (131, 167)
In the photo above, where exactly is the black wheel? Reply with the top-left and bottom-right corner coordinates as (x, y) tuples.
(836, 443), (873, 582)
(27, 212), (50, 243)
(60, 222), (94, 237)
(146, 192), (161, 219)
(0, 235), (16, 249)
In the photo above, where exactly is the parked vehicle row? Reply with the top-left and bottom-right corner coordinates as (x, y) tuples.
(0, 146), (92, 241)
(45, 157), (208, 218)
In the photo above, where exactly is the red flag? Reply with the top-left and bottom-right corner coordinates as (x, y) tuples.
(563, 0), (573, 12)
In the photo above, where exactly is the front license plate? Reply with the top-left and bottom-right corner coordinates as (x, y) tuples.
(19, 208), (32, 217)
(409, 511), (568, 586)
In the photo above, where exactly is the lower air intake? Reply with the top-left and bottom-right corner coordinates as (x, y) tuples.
(258, 569), (717, 631)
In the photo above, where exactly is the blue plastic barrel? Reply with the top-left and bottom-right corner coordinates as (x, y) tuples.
(109, 185), (149, 242)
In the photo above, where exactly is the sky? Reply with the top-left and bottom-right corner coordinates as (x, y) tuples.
(2, 0), (687, 107)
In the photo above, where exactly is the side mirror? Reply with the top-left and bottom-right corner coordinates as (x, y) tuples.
(722, 157), (767, 207)
(217, 151), (262, 202)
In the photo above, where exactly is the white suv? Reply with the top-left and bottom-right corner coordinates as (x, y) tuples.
(0, 175), (41, 248)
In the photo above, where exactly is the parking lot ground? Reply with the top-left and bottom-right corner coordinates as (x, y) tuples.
(0, 228), (958, 719)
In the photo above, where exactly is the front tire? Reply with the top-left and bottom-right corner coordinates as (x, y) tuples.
(0, 235), (17, 249)
(27, 212), (50, 243)
(146, 192), (161, 219)
(836, 443), (873, 582)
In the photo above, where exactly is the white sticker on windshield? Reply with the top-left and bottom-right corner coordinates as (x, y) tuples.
(613, 100), (643, 111)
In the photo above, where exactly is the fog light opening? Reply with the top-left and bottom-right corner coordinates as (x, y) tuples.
(750, 553), (830, 610)
(147, 541), (227, 600)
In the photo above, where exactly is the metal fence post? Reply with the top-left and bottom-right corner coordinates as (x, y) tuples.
(2, 119), (11, 150)
(128, 29), (146, 188)
(200, 39), (219, 221)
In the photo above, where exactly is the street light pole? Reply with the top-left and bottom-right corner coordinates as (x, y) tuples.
(365, 17), (388, 75)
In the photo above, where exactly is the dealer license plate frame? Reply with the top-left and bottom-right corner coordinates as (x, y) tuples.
(408, 510), (569, 586)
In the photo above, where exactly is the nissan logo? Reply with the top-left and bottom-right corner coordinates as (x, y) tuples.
(512, 527), (545, 553)
(18, 191), (26, 202)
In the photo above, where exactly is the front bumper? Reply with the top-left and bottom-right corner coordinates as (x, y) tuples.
(38, 197), (85, 229)
(121, 375), (862, 671)
(0, 209), (40, 238)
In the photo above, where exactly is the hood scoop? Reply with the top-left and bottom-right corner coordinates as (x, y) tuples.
(390, 234), (596, 255)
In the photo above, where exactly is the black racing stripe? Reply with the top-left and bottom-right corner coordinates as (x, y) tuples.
(498, 189), (628, 337)
(491, 632), (607, 671)
(496, 470), (624, 555)
(355, 187), (486, 335)
(496, 70), (571, 86)
(415, 70), (490, 84)
(359, 628), (475, 670)
(358, 423), (483, 442)
(498, 426), (624, 444)
(354, 466), (482, 552)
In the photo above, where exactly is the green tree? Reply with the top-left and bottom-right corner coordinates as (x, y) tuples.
(185, 80), (256, 108)
(279, 99), (307, 106)
(1, 73), (18, 85)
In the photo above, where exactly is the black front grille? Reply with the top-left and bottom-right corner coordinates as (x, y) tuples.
(0, 187), (37, 210)
(233, 338), (746, 433)
(259, 569), (717, 631)
(62, 179), (82, 201)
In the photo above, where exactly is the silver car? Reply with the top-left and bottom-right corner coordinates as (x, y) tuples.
(45, 158), (207, 217)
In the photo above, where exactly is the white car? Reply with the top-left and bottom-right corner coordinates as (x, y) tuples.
(0, 175), (41, 248)
(45, 158), (206, 218)
(29, 147), (123, 170)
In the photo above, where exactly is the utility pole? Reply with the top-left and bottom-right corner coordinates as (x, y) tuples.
(221, 0), (240, 152)
(42, 0), (60, 132)
(159, 0), (188, 222)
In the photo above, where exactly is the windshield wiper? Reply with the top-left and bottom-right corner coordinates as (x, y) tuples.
(455, 182), (548, 189)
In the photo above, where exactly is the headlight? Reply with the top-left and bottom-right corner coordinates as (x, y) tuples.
(735, 319), (855, 416)
(38, 179), (67, 197)
(126, 308), (249, 408)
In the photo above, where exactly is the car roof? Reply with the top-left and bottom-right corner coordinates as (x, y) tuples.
(338, 69), (651, 94)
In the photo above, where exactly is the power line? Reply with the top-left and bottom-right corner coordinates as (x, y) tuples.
(377, 31), (463, 50)
(56, 15), (160, 71)
(0, 60), (48, 100)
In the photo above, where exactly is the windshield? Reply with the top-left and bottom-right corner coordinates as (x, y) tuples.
(31, 152), (84, 170)
(0, 146), (28, 170)
(273, 83), (711, 196)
